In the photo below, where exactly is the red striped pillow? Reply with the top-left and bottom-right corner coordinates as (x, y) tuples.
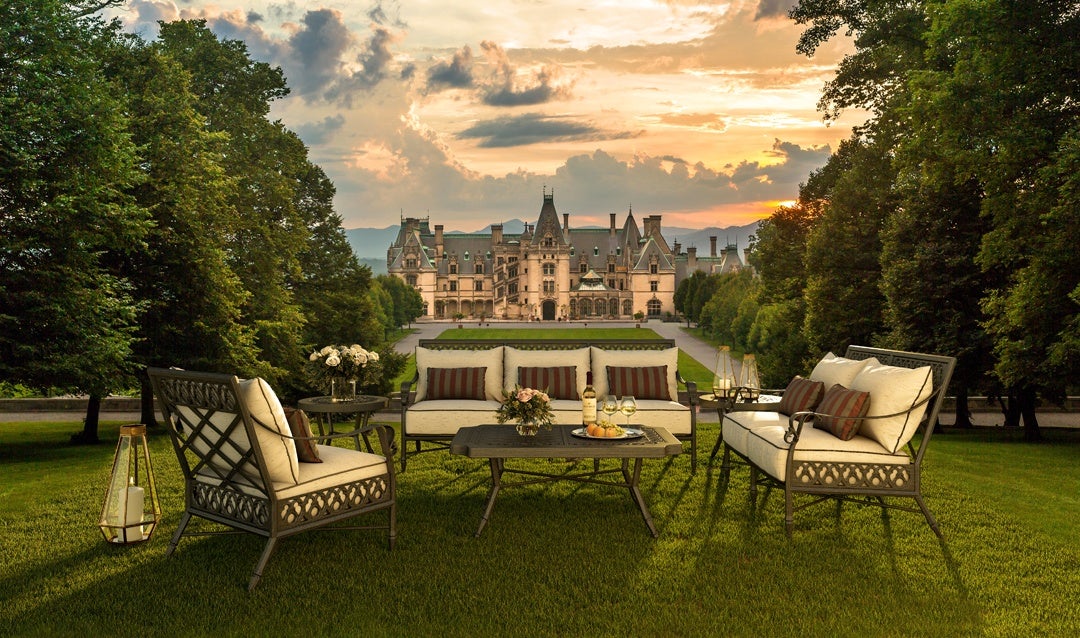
(777, 376), (825, 416)
(816, 384), (871, 440)
(425, 367), (488, 400)
(606, 365), (670, 400)
(518, 366), (578, 400)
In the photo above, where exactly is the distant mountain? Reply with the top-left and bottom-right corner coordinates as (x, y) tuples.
(345, 220), (761, 262)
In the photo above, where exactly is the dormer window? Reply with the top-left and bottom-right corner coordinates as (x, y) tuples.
(464, 251), (470, 261)
(593, 246), (599, 256)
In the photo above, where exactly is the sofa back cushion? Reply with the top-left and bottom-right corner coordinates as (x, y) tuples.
(606, 365), (670, 400)
(777, 376), (825, 416)
(415, 346), (503, 401)
(426, 367), (489, 400)
(518, 366), (579, 400)
(816, 384), (871, 440)
(238, 377), (300, 485)
(809, 352), (877, 389)
(591, 347), (678, 401)
(850, 363), (933, 452)
(503, 347), (590, 399)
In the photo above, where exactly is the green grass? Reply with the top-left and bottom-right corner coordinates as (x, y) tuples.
(2, 420), (1079, 637)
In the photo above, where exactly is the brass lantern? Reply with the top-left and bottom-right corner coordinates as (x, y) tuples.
(99, 424), (160, 544)
(740, 354), (761, 401)
(712, 346), (739, 401)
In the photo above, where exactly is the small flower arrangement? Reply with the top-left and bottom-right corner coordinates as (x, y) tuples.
(305, 344), (380, 392)
(495, 385), (555, 428)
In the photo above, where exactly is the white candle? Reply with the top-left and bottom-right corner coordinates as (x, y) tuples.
(120, 485), (145, 543)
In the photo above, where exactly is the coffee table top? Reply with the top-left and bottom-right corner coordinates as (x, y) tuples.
(450, 424), (682, 459)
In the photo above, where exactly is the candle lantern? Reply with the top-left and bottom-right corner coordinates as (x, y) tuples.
(712, 346), (739, 401)
(99, 424), (160, 544)
(740, 354), (761, 401)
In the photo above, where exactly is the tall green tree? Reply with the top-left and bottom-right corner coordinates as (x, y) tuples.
(0, 0), (148, 442)
(376, 274), (425, 329)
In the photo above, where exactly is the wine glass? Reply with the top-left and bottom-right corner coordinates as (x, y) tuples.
(619, 395), (638, 428)
(601, 395), (619, 425)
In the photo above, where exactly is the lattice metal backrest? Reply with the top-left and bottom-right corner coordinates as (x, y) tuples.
(149, 369), (270, 498)
(417, 338), (676, 352)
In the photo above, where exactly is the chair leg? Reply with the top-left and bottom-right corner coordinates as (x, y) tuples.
(166, 512), (192, 557)
(748, 464), (758, 498)
(248, 537), (278, 592)
(784, 485), (794, 538)
(915, 493), (943, 538)
(388, 503), (397, 550)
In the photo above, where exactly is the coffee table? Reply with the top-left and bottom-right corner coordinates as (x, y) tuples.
(450, 424), (682, 538)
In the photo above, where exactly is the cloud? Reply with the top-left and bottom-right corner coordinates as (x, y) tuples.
(287, 9), (355, 97)
(293, 114), (347, 146)
(457, 113), (642, 148)
(479, 40), (573, 106)
(426, 45), (475, 89)
(754, 1), (799, 20)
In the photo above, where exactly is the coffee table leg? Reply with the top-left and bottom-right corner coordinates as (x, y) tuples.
(476, 457), (503, 537)
(627, 458), (659, 538)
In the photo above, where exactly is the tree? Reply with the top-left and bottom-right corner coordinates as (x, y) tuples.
(376, 274), (425, 329)
(0, 0), (148, 442)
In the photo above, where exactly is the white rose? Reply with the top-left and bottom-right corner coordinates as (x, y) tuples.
(325, 353), (341, 367)
(320, 345), (335, 356)
(309, 351), (319, 361)
(368, 351), (379, 362)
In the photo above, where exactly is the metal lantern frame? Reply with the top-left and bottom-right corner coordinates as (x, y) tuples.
(712, 345), (739, 401)
(739, 353), (761, 401)
(99, 424), (161, 544)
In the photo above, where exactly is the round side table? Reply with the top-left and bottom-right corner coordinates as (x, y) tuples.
(297, 395), (388, 450)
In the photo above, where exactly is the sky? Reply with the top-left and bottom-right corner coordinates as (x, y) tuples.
(111, 0), (860, 232)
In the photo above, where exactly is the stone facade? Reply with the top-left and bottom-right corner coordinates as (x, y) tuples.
(386, 192), (748, 320)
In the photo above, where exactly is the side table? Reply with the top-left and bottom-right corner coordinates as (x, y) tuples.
(297, 395), (388, 450)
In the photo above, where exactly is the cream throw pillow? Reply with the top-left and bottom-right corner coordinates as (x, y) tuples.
(850, 363), (933, 453)
(809, 352), (877, 389)
(239, 378), (300, 485)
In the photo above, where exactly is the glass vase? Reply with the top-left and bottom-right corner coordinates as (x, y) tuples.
(515, 420), (540, 436)
(331, 377), (356, 402)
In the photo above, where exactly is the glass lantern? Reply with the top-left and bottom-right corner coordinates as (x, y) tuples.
(712, 345), (739, 401)
(740, 354), (761, 401)
(99, 424), (161, 544)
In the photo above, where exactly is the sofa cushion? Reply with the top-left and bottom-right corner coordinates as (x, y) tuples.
(722, 409), (794, 454)
(415, 346), (503, 401)
(404, 400), (506, 435)
(591, 347), (678, 401)
(283, 407), (321, 463)
(816, 384), (871, 440)
(776, 376), (825, 416)
(503, 347), (590, 398)
(809, 352), (877, 389)
(426, 367), (488, 400)
(606, 365), (669, 400)
(238, 378), (300, 485)
(743, 424), (909, 483)
(850, 363), (933, 453)
(518, 366), (578, 400)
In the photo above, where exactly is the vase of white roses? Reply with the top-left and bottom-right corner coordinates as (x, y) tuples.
(495, 386), (555, 436)
(306, 344), (380, 402)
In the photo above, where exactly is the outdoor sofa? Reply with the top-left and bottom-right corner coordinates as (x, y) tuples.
(399, 338), (699, 471)
(718, 346), (956, 536)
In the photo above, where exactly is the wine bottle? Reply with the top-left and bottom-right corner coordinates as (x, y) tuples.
(582, 371), (597, 425)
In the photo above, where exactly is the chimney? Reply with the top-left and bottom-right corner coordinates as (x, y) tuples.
(563, 213), (569, 229)
(644, 215), (661, 237)
(435, 224), (444, 256)
(610, 213), (616, 236)
(674, 240), (681, 255)
(492, 223), (503, 245)
(688, 246), (697, 269)
(710, 236), (717, 257)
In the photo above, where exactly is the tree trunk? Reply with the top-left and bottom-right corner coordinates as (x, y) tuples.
(71, 393), (102, 444)
(1018, 387), (1042, 442)
(997, 394), (1022, 428)
(953, 389), (974, 428)
(140, 371), (159, 428)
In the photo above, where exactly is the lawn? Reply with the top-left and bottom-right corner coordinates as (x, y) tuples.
(2, 419), (1078, 637)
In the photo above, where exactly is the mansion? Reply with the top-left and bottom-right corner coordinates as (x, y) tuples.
(386, 192), (749, 321)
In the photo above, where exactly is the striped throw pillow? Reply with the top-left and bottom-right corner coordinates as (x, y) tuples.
(283, 407), (321, 463)
(816, 384), (871, 440)
(425, 367), (488, 400)
(606, 365), (670, 400)
(518, 366), (578, 400)
(777, 376), (825, 416)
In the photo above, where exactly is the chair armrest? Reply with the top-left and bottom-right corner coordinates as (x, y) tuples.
(676, 370), (698, 406)
(354, 423), (398, 458)
(400, 372), (419, 407)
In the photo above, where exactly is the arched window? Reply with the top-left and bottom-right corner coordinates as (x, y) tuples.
(647, 299), (662, 316)
(608, 298), (618, 316)
(579, 298), (592, 316)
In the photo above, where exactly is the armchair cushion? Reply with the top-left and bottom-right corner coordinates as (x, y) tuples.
(851, 363), (933, 452)
(518, 366), (578, 400)
(425, 367), (488, 401)
(816, 384), (871, 440)
(415, 346), (503, 401)
(776, 376), (825, 416)
(606, 365), (670, 400)
(239, 378), (300, 484)
(283, 407), (322, 463)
